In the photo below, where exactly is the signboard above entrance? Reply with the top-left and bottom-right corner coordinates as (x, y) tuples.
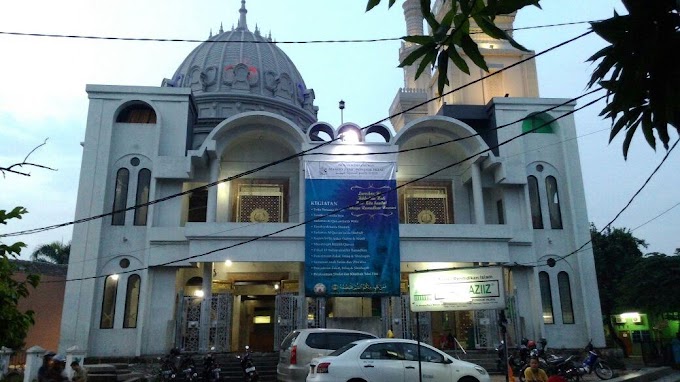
(409, 267), (505, 312)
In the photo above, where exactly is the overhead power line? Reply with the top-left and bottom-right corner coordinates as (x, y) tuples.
(0, 30), (594, 239)
(41, 93), (605, 284)
(0, 20), (596, 44)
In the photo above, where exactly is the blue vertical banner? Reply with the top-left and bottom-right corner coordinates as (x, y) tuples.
(305, 161), (400, 297)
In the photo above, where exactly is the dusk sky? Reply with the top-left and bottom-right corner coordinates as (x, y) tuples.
(1, 0), (677, 259)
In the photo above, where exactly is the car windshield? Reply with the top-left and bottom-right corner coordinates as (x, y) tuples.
(329, 343), (357, 356)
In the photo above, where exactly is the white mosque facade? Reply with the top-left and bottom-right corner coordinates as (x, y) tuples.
(59, 0), (605, 356)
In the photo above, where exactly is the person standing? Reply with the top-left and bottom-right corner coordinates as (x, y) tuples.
(524, 357), (548, 382)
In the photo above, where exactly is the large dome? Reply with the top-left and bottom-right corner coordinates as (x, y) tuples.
(163, 1), (317, 129)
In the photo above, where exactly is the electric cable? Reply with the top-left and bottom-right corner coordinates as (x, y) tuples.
(39, 93), (605, 283)
(631, 202), (680, 232)
(0, 29), (594, 239)
(52, 92), (607, 269)
(0, 20), (596, 44)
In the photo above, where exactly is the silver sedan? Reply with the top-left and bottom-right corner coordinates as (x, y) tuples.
(307, 338), (490, 382)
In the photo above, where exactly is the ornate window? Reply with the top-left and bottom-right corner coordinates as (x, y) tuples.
(100, 275), (119, 329)
(399, 181), (453, 224)
(539, 271), (554, 324)
(112, 168), (130, 225)
(232, 179), (288, 223)
(545, 176), (563, 229)
(134, 169), (151, 226)
(528, 176), (543, 229)
(558, 271), (575, 324)
(116, 102), (157, 123)
(187, 188), (208, 222)
(522, 113), (555, 134)
(123, 274), (141, 328)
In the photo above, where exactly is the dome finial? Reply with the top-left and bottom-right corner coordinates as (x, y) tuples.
(209, 28), (213, 38)
(237, 0), (248, 30)
(219, 22), (224, 34)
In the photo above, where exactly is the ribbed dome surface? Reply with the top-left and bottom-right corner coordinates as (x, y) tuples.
(163, 2), (317, 128)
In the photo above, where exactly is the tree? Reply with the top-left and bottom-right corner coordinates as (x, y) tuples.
(0, 207), (41, 349)
(31, 241), (71, 265)
(366, 0), (680, 158)
(619, 253), (680, 317)
(590, 224), (645, 355)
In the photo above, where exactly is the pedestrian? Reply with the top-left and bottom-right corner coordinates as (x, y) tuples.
(47, 354), (68, 382)
(387, 326), (395, 338)
(37, 352), (56, 382)
(71, 359), (87, 382)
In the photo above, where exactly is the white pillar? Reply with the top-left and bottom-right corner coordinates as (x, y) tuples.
(65, 346), (86, 380)
(23, 346), (45, 382)
(207, 160), (220, 222)
(199, 262), (213, 351)
(0, 347), (12, 378)
(471, 161), (485, 224)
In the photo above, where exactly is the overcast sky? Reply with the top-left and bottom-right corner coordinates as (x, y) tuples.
(1, 0), (678, 259)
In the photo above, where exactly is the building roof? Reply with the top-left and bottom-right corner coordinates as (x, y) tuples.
(11, 259), (68, 277)
(163, 0), (317, 128)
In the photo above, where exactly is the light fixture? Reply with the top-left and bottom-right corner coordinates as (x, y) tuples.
(111, 274), (119, 280)
(341, 130), (360, 143)
(225, 259), (233, 266)
(339, 100), (345, 124)
(194, 289), (205, 297)
(274, 283), (280, 290)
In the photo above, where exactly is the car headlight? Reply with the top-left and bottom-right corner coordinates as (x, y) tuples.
(474, 366), (487, 375)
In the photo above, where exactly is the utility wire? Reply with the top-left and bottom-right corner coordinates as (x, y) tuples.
(0, 20), (595, 44)
(631, 202), (680, 232)
(57, 92), (606, 268)
(41, 94), (605, 283)
(516, 138), (680, 268)
(0, 30), (593, 239)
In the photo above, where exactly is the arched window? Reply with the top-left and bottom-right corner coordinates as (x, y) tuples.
(112, 168), (130, 225)
(539, 271), (554, 324)
(100, 275), (119, 329)
(116, 103), (157, 124)
(528, 176), (543, 229)
(522, 113), (555, 134)
(123, 274), (141, 328)
(558, 271), (575, 324)
(134, 169), (151, 226)
(545, 176), (563, 229)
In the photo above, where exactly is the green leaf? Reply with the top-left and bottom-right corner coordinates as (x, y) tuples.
(437, 50), (450, 95)
(415, 49), (437, 79)
(388, 0), (396, 7)
(460, 35), (489, 71)
(473, 14), (507, 40)
(640, 111), (656, 150)
(366, 0), (381, 12)
(399, 43), (436, 67)
(622, 113), (643, 159)
(403, 35), (435, 45)
(483, 0), (541, 15)
(420, 0), (440, 30)
(447, 47), (470, 74)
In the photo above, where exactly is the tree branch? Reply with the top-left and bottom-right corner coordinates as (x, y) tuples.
(0, 139), (57, 177)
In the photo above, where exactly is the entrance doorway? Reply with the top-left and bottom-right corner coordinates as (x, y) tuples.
(239, 295), (275, 351)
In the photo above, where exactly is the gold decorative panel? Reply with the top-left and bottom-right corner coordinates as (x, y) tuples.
(236, 184), (284, 222)
(404, 186), (451, 224)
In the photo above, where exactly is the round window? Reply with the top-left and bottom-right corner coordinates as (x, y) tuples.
(119, 258), (130, 268)
(536, 164), (544, 172)
(130, 157), (140, 166)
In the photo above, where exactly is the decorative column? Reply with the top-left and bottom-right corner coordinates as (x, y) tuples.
(65, 346), (86, 381)
(23, 346), (45, 382)
(207, 160), (220, 222)
(0, 347), (12, 378)
(199, 262), (213, 351)
(471, 161), (486, 224)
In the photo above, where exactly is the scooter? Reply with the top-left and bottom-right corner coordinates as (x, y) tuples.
(570, 341), (614, 380)
(237, 346), (259, 382)
(202, 352), (221, 382)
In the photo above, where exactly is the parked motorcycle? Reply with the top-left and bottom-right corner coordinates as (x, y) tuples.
(495, 341), (507, 374)
(526, 340), (613, 382)
(237, 346), (259, 382)
(509, 338), (536, 381)
(202, 352), (221, 382)
(569, 341), (614, 380)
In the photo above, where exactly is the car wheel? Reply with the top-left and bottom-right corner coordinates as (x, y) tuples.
(458, 376), (480, 382)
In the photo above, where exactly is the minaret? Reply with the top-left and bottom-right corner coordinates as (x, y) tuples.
(400, 0), (431, 90)
(237, 0), (248, 31)
(388, 0), (431, 132)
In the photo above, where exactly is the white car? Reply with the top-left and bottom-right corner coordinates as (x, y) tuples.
(306, 338), (490, 382)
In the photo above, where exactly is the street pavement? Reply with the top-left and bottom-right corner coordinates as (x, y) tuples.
(489, 367), (680, 382)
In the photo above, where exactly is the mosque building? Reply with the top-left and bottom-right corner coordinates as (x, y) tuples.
(59, 0), (605, 356)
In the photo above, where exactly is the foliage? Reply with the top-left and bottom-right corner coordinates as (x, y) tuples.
(590, 224), (645, 355)
(366, 0), (680, 158)
(587, 0), (680, 158)
(0, 207), (41, 349)
(31, 241), (71, 265)
(366, 0), (539, 94)
(619, 253), (680, 316)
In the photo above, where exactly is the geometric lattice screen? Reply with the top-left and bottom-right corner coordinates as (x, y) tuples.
(236, 184), (284, 223)
(403, 186), (451, 224)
